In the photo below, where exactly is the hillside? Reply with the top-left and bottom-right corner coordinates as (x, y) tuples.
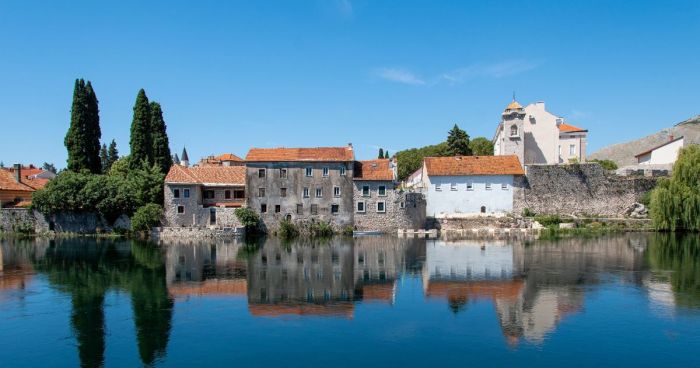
(589, 115), (700, 166)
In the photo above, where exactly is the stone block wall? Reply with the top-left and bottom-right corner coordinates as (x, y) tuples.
(513, 163), (657, 217)
(0, 209), (130, 233)
(352, 181), (426, 232)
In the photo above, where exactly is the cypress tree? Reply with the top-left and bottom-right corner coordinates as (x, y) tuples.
(100, 144), (109, 173)
(65, 79), (90, 172)
(446, 124), (471, 156)
(84, 81), (102, 173)
(130, 89), (152, 169)
(378, 148), (384, 159)
(149, 102), (173, 174)
(107, 139), (119, 169)
(384, 151), (390, 159)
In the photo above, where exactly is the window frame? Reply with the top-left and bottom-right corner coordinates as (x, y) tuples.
(466, 182), (473, 191)
(356, 201), (366, 213)
(296, 204), (303, 214)
(322, 167), (329, 177)
(362, 185), (370, 197)
(450, 183), (457, 191)
(177, 205), (185, 214)
(501, 183), (508, 190)
(376, 201), (386, 213)
(184, 188), (190, 198)
(310, 204), (318, 215)
(258, 169), (266, 178)
(225, 190), (231, 199)
(280, 187), (287, 197)
(303, 187), (310, 198)
(339, 166), (346, 176)
(315, 187), (323, 198)
(258, 187), (266, 197)
(331, 204), (339, 214)
(435, 183), (442, 191)
(260, 204), (267, 213)
(305, 167), (313, 177)
(333, 186), (341, 197)
(173, 189), (180, 198)
(279, 168), (287, 179)
(378, 185), (387, 196)
(485, 183), (492, 191)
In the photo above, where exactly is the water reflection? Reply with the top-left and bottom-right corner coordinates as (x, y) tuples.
(2, 233), (700, 366)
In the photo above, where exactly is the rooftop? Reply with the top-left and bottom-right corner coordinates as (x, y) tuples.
(0, 169), (36, 192)
(424, 155), (525, 176)
(245, 146), (354, 162)
(634, 135), (684, 158)
(504, 100), (523, 111)
(353, 159), (394, 181)
(558, 123), (588, 133)
(165, 165), (246, 185)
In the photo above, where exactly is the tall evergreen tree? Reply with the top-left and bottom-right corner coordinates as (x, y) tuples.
(446, 124), (471, 156)
(84, 81), (102, 173)
(130, 89), (152, 169)
(378, 148), (384, 159)
(107, 139), (119, 170)
(65, 79), (90, 172)
(384, 151), (390, 159)
(100, 144), (109, 173)
(149, 102), (172, 174)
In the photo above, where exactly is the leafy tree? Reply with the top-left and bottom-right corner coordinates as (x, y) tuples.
(649, 144), (700, 231)
(99, 144), (109, 173)
(469, 137), (494, 156)
(42, 162), (57, 173)
(235, 207), (261, 231)
(446, 124), (471, 156)
(149, 102), (172, 174)
(65, 79), (102, 173)
(378, 148), (384, 159)
(131, 204), (163, 232)
(395, 142), (450, 181)
(129, 89), (152, 169)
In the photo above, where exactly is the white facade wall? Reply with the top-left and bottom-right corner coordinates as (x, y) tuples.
(424, 174), (515, 217)
(523, 102), (560, 164)
(558, 134), (586, 163)
(638, 138), (684, 165)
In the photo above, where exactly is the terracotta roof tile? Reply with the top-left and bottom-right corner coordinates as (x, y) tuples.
(245, 147), (354, 162)
(353, 159), (394, 181)
(558, 123), (587, 133)
(165, 165), (245, 185)
(0, 170), (34, 192)
(424, 155), (524, 176)
(217, 153), (244, 162)
(248, 302), (354, 318)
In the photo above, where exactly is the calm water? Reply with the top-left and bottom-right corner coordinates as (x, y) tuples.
(1, 234), (700, 367)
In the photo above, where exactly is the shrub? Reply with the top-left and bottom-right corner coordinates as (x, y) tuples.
(235, 207), (261, 230)
(342, 226), (354, 236)
(12, 221), (34, 235)
(639, 190), (652, 207)
(590, 159), (618, 171)
(311, 221), (334, 237)
(131, 204), (163, 232)
(278, 218), (299, 239)
(522, 208), (536, 217)
(534, 214), (562, 227)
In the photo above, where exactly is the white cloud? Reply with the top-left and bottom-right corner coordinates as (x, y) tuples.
(374, 68), (426, 85)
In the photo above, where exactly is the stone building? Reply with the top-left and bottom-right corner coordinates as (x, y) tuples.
(163, 164), (246, 227)
(0, 164), (50, 208)
(197, 153), (245, 167)
(493, 100), (588, 165)
(244, 145), (356, 232)
(352, 159), (425, 232)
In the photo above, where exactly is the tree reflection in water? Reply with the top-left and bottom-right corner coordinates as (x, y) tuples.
(647, 233), (700, 308)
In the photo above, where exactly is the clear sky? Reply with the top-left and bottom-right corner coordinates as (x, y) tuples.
(1, 0), (699, 168)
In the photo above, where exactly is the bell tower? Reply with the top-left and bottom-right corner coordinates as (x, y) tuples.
(499, 99), (526, 166)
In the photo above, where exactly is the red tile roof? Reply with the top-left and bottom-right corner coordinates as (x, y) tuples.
(558, 123), (587, 133)
(165, 165), (245, 185)
(424, 155), (524, 176)
(217, 153), (244, 162)
(248, 302), (354, 318)
(353, 159), (394, 181)
(198, 153), (245, 166)
(245, 147), (354, 162)
(0, 170), (34, 192)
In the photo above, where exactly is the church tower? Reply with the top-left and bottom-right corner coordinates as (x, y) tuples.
(180, 147), (190, 167)
(497, 99), (526, 166)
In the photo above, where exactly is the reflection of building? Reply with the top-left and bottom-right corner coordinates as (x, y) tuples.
(0, 238), (49, 293)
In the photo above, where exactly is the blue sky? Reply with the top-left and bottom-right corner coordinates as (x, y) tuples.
(1, 0), (699, 168)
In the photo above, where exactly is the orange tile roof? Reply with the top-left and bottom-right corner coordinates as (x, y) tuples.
(248, 302), (354, 318)
(217, 153), (244, 162)
(169, 279), (247, 297)
(505, 100), (523, 110)
(424, 155), (524, 176)
(361, 282), (396, 302)
(425, 280), (524, 301)
(558, 123), (587, 133)
(245, 147), (354, 162)
(165, 165), (245, 185)
(353, 159), (394, 181)
(0, 170), (34, 192)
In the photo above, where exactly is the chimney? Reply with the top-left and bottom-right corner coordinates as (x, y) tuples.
(347, 143), (353, 150)
(13, 164), (21, 183)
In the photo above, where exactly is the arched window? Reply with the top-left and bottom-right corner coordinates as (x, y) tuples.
(510, 124), (518, 136)
(480, 206), (486, 213)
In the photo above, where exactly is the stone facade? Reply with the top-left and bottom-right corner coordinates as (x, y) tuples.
(163, 185), (244, 228)
(493, 102), (526, 166)
(245, 162), (355, 232)
(513, 163), (657, 217)
(352, 181), (426, 232)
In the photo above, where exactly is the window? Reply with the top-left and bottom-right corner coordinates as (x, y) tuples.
(501, 183), (508, 190)
(296, 204), (303, 214)
(558, 145), (562, 156)
(279, 168), (287, 179)
(204, 190), (215, 199)
(485, 183), (492, 190)
(184, 189), (190, 198)
(323, 167), (329, 177)
(333, 186), (341, 197)
(378, 185), (387, 196)
(234, 189), (244, 199)
(569, 144), (576, 156)
(315, 187), (323, 198)
(225, 190), (231, 199)
(356, 201), (366, 213)
(311, 204), (318, 215)
(377, 201), (386, 213)
(362, 185), (370, 197)
(331, 204), (339, 214)
(480, 206), (486, 213)
(173, 189), (180, 198)
(510, 124), (518, 136)
(210, 208), (216, 225)
(258, 169), (266, 178)
(280, 188), (287, 197)
(435, 183), (442, 191)
(261, 204), (267, 213)
(467, 182), (473, 191)
(258, 188), (266, 197)
(275, 205), (281, 213)
(400, 201), (405, 209)
(303, 187), (310, 198)
(339, 166), (346, 176)
(305, 167), (313, 177)
(450, 183), (457, 191)
(177, 205), (185, 214)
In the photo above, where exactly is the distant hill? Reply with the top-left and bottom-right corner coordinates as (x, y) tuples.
(589, 115), (700, 166)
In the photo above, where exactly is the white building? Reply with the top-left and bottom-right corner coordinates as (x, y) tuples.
(411, 155), (524, 217)
(493, 100), (588, 165)
(635, 136), (684, 165)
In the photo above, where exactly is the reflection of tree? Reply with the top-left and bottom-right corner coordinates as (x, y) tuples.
(32, 239), (173, 368)
(647, 234), (700, 308)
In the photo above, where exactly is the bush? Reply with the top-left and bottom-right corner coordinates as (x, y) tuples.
(235, 207), (261, 230)
(278, 218), (299, 239)
(131, 204), (163, 232)
(534, 214), (562, 227)
(590, 159), (618, 171)
(311, 221), (334, 237)
(342, 225), (354, 236)
(12, 221), (34, 235)
(639, 190), (652, 207)
(522, 208), (536, 217)
(650, 144), (700, 231)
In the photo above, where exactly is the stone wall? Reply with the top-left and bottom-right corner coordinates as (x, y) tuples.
(0, 209), (130, 233)
(352, 181), (426, 232)
(163, 184), (243, 228)
(514, 163), (657, 217)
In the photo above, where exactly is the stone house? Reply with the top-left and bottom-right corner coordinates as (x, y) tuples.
(635, 135), (684, 165)
(493, 100), (588, 165)
(197, 153), (245, 167)
(0, 164), (50, 208)
(353, 159), (425, 232)
(163, 164), (246, 227)
(244, 145), (356, 232)
(413, 155), (525, 218)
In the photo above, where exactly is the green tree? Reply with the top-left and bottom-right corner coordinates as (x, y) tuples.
(107, 139), (119, 170)
(99, 143), (109, 173)
(65, 79), (101, 173)
(650, 144), (700, 231)
(42, 162), (57, 173)
(384, 151), (390, 159)
(395, 142), (450, 181)
(469, 137), (494, 156)
(590, 159), (618, 171)
(131, 204), (163, 232)
(129, 89), (152, 169)
(84, 81), (102, 173)
(378, 148), (384, 159)
(149, 102), (173, 174)
(446, 124), (471, 156)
